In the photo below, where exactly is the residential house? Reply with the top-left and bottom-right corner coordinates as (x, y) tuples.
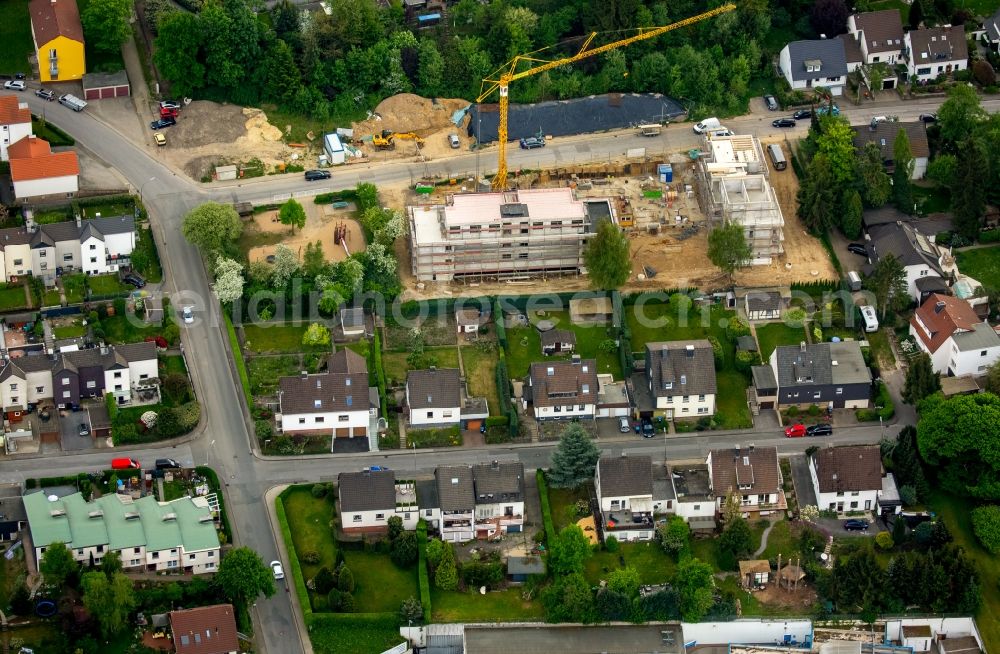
(434, 466), (475, 542)
(526, 357), (598, 420)
(778, 39), (849, 96)
(905, 25), (968, 82)
(837, 33), (865, 73)
(24, 491), (221, 573)
(0, 483), (26, 541)
(753, 341), (871, 409)
(29, 0), (86, 83)
(406, 368), (462, 427)
(852, 122), (930, 180)
(669, 464), (717, 531)
(809, 445), (902, 515)
(277, 348), (374, 440)
(8, 136), (79, 201)
(707, 445), (785, 517)
(866, 220), (953, 302)
(338, 469), (419, 534)
(744, 290), (785, 321)
(0, 97), (33, 162)
(339, 307), (365, 338)
(540, 328), (576, 355)
(847, 10), (906, 89)
(170, 604), (239, 654)
(455, 306), (488, 334)
(472, 461), (525, 537)
(644, 341), (717, 419)
(595, 455), (655, 542)
(984, 7), (1000, 50)
(909, 293), (1000, 376)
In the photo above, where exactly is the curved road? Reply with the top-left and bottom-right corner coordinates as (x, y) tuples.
(2, 90), (996, 653)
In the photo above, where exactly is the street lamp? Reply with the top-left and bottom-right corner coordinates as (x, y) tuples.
(139, 176), (156, 204)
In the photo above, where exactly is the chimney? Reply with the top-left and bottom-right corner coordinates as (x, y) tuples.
(685, 344), (694, 357)
(935, 301), (945, 314)
(571, 354), (581, 364)
(749, 443), (755, 453)
(799, 341), (807, 352)
(300, 370), (307, 379)
(429, 365), (436, 372)
(75, 214), (81, 228)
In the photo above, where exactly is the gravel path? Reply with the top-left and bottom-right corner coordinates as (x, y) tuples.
(754, 520), (776, 557)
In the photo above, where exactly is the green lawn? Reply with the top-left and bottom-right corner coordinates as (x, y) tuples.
(624, 301), (735, 349)
(382, 346), (460, 387)
(248, 355), (301, 395)
(431, 587), (545, 622)
(716, 575), (806, 617)
(280, 486), (338, 582)
(583, 541), (677, 586)
(460, 343), (500, 415)
(307, 614), (406, 654)
(867, 329), (896, 368)
(100, 314), (160, 343)
(506, 310), (621, 378)
(53, 323), (87, 339)
(755, 323), (807, 359)
(548, 485), (592, 532)
(930, 491), (1000, 652)
(690, 522), (766, 571)
(406, 425), (462, 448)
(343, 340), (371, 361)
(34, 208), (72, 224)
(242, 323), (331, 354)
(160, 354), (187, 376)
(956, 246), (1000, 292)
(913, 183), (950, 216)
(758, 520), (798, 562)
(62, 273), (87, 303)
(88, 273), (129, 297)
(0, 0), (34, 74)
(505, 325), (543, 378)
(0, 283), (28, 311)
(341, 549), (418, 613)
(43, 288), (62, 307)
(717, 370), (753, 429)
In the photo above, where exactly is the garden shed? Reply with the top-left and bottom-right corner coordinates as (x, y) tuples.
(82, 70), (130, 100)
(738, 559), (770, 589)
(507, 555), (545, 583)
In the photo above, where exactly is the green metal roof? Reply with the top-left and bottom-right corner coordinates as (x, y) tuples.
(23, 491), (73, 548)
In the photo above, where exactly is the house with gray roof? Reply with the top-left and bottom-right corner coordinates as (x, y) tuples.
(644, 341), (717, 420)
(472, 461), (525, 537)
(905, 24), (968, 82)
(852, 121), (930, 179)
(778, 39), (849, 96)
(867, 220), (953, 301)
(433, 466), (476, 542)
(847, 9), (906, 89)
(338, 469), (419, 534)
(809, 444), (900, 516)
(24, 491), (220, 573)
(754, 341), (872, 409)
(984, 7), (1000, 50)
(595, 455), (656, 542)
(405, 368), (462, 427)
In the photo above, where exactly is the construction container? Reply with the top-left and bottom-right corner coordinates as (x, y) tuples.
(658, 164), (673, 183)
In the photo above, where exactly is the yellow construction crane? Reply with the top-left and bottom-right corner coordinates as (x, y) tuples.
(372, 130), (425, 149)
(476, 3), (736, 191)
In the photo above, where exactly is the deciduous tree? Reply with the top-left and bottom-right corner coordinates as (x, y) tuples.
(984, 360), (1000, 396)
(719, 516), (753, 560)
(183, 203), (242, 255)
(540, 572), (594, 622)
(213, 547), (276, 611)
(548, 525), (593, 576)
(303, 241), (326, 278)
(707, 223), (752, 283)
(866, 253), (908, 320)
(937, 85), (987, 148)
(40, 542), (77, 588)
(271, 244), (300, 289)
(893, 128), (915, 213)
(82, 0), (132, 53)
(606, 566), (641, 598)
(657, 515), (690, 558)
(81, 571), (136, 638)
(302, 323), (330, 347)
(583, 220), (630, 289)
(548, 423), (600, 488)
(918, 393), (1000, 499)
(859, 142), (892, 208)
(212, 257), (245, 304)
(675, 557), (715, 622)
(902, 353), (940, 405)
(971, 505), (1000, 553)
(280, 199), (307, 234)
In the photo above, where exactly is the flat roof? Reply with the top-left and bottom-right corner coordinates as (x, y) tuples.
(463, 624), (683, 654)
(444, 188), (585, 226)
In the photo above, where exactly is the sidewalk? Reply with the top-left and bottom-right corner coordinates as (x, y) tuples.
(262, 485), (314, 654)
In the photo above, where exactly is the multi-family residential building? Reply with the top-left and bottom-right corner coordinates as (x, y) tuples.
(595, 455), (655, 541)
(866, 220), (954, 301)
(751, 341), (871, 410)
(852, 122), (930, 180)
(406, 368), (462, 427)
(407, 188), (616, 282)
(472, 461), (525, 538)
(905, 25), (968, 82)
(847, 9), (906, 89)
(525, 357), (599, 420)
(433, 466), (476, 542)
(29, 0), (86, 83)
(276, 348), (377, 446)
(8, 135), (79, 201)
(809, 444), (902, 515)
(0, 341), (158, 413)
(0, 97), (33, 162)
(338, 469), (419, 534)
(170, 604), (239, 654)
(909, 294), (1000, 376)
(695, 134), (784, 264)
(24, 491), (220, 573)
(644, 341), (717, 419)
(778, 39), (849, 96)
(707, 445), (785, 517)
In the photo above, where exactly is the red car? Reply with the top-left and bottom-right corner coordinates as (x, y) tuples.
(784, 423), (807, 438)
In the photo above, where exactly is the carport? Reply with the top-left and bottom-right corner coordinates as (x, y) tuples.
(82, 70), (131, 100)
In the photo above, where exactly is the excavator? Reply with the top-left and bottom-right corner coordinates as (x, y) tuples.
(372, 130), (425, 150)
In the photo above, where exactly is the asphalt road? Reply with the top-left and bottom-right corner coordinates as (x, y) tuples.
(1, 89), (993, 654)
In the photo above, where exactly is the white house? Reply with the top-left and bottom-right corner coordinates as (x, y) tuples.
(847, 9), (906, 89)
(338, 470), (419, 534)
(406, 368), (462, 427)
(809, 445), (900, 514)
(867, 221), (950, 302)
(0, 96), (33, 162)
(669, 464), (717, 531)
(526, 357), (598, 420)
(909, 293), (1000, 376)
(277, 348), (374, 440)
(595, 455), (656, 542)
(852, 121), (929, 180)
(707, 446), (786, 517)
(434, 466), (476, 542)
(79, 216), (136, 276)
(644, 341), (717, 419)
(905, 25), (968, 82)
(323, 132), (345, 165)
(779, 39), (849, 96)
(472, 461), (525, 537)
(8, 135), (78, 201)
(455, 307), (487, 334)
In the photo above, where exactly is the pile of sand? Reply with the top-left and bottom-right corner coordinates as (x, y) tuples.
(244, 108), (284, 143)
(352, 93), (471, 138)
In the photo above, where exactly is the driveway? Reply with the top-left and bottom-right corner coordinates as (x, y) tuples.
(60, 410), (93, 452)
(815, 516), (885, 538)
(788, 454), (817, 510)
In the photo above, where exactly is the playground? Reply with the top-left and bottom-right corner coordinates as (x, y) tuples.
(246, 201), (366, 265)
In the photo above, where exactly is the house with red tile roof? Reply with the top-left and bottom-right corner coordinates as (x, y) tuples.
(7, 135), (79, 200)
(29, 0), (86, 83)
(0, 97), (33, 162)
(909, 293), (1000, 376)
(169, 604), (239, 654)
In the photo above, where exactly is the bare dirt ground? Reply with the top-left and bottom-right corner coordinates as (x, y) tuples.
(350, 94), (472, 161)
(743, 580), (818, 614)
(246, 202), (366, 264)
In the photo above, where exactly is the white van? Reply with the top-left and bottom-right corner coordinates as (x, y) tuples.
(692, 117), (721, 134)
(58, 94), (87, 112)
(860, 305), (879, 333)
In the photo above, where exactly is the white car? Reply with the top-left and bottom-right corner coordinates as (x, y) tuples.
(182, 306), (194, 324)
(4, 81), (26, 91)
(270, 560), (285, 580)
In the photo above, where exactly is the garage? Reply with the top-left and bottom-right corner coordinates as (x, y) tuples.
(351, 426), (367, 437)
(464, 419), (483, 431)
(82, 70), (130, 100)
(335, 427), (350, 438)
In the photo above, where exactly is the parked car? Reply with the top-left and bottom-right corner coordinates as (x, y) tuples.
(847, 243), (868, 257)
(154, 133), (166, 147)
(304, 169), (331, 181)
(918, 113), (937, 123)
(35, 89), (55, 101)
(182, 306), (194, 324)
(3, 80), (25, 91)
(270, 560), (285, 580)
(365, 465), (389, 472)
(618, 417), (631, 433)
(123, 272), (145, 288)
(792, 109), (812, 120)
(807, 423), (833, 437)
(764, 94), (778, 111)
(519, 136), (545, 149)
(772, 118), (796, 128)
(843, 519), (871, 532)
(156, 458), (181, 470)
(159, 100), (181, 110)
(160, 106), (179, 118)
(641, 418), (655, 437)
(78, 423), (90, 436)
(111, 457), (141, 470)
(815, 104), (840, 117)
(149, 116), (176, 130)
(784, 423), (807, 438)
(448, 133), (460, 148)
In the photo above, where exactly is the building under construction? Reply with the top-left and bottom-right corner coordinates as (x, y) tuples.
(407, 188), (615, 282)
(695, 134), (785, 265)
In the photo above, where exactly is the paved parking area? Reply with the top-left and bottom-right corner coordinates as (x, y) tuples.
(60, 410), (93, 452)
(788, 454), (817, 509)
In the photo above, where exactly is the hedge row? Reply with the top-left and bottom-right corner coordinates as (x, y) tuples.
(485, 415), (509, 427)
(276, 486), (313, 618)
(195, 466), (232, 541)
(493, 297), (507, 349)
(416, 519), (432, 623)
(536, 470), (556, 547)
(305, 612), (406, 654)
(72, 193), (133, 211)
(314, 188), (359, 205)
(224, 313), (252, 407)
(373, 329), (388, 414)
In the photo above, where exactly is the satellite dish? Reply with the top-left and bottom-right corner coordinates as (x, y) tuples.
(47, 494), (58, 502)
(820, 553), (829, 561)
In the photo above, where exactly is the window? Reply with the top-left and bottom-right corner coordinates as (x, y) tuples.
(208, 551), (214, 557)
(35, 386), (43, 393)
(917, 66), (931, 75)
(850, 501), (859, 509)
(836, 387), (843, 395)
(698, 394), (705, 401)
(298, 417), (306, 424)
(315, 417), (324, 424)
(828, 76), (841, 82)
(63, 391), (70, 398)
(86, 381), (96, 389)
(758, 494), (767, 503)
(63, 253), (73, 261)
(9, 384), (16, 391)
(90, 244), (96, 250)
(682, 407), (689, 413)
(114, 371), (122, 379)
(443, 410), (453, 418)
(189, 554), (196, 560)
(353, 515), (362, 523)
(338, 415), (349, 422)
(62, 378), (69, 386)
(114, 384), (123, 391)
(697, 407), (708, 414)
(171, 549), (177, 554)
(518, 252), (528, 259)
(982, 350), (988, 357)
(134, 547), (141, 554)
(425, 509), (433, 517)
(610, 500), (621, 509)
(426, 410), (433, 419)
(376, 513), (385, 521)
(90, 257), (97, 264)
(554, 405), (562, 413)
(12, 259), (21, 266)
(404, 513), (410, 520)
(39, 251), (46, 258)
(140, 374), (148, 380)
(693, 505), (700, 511)
(682, 396), (689, 403)
(167, 560), (178, 568)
